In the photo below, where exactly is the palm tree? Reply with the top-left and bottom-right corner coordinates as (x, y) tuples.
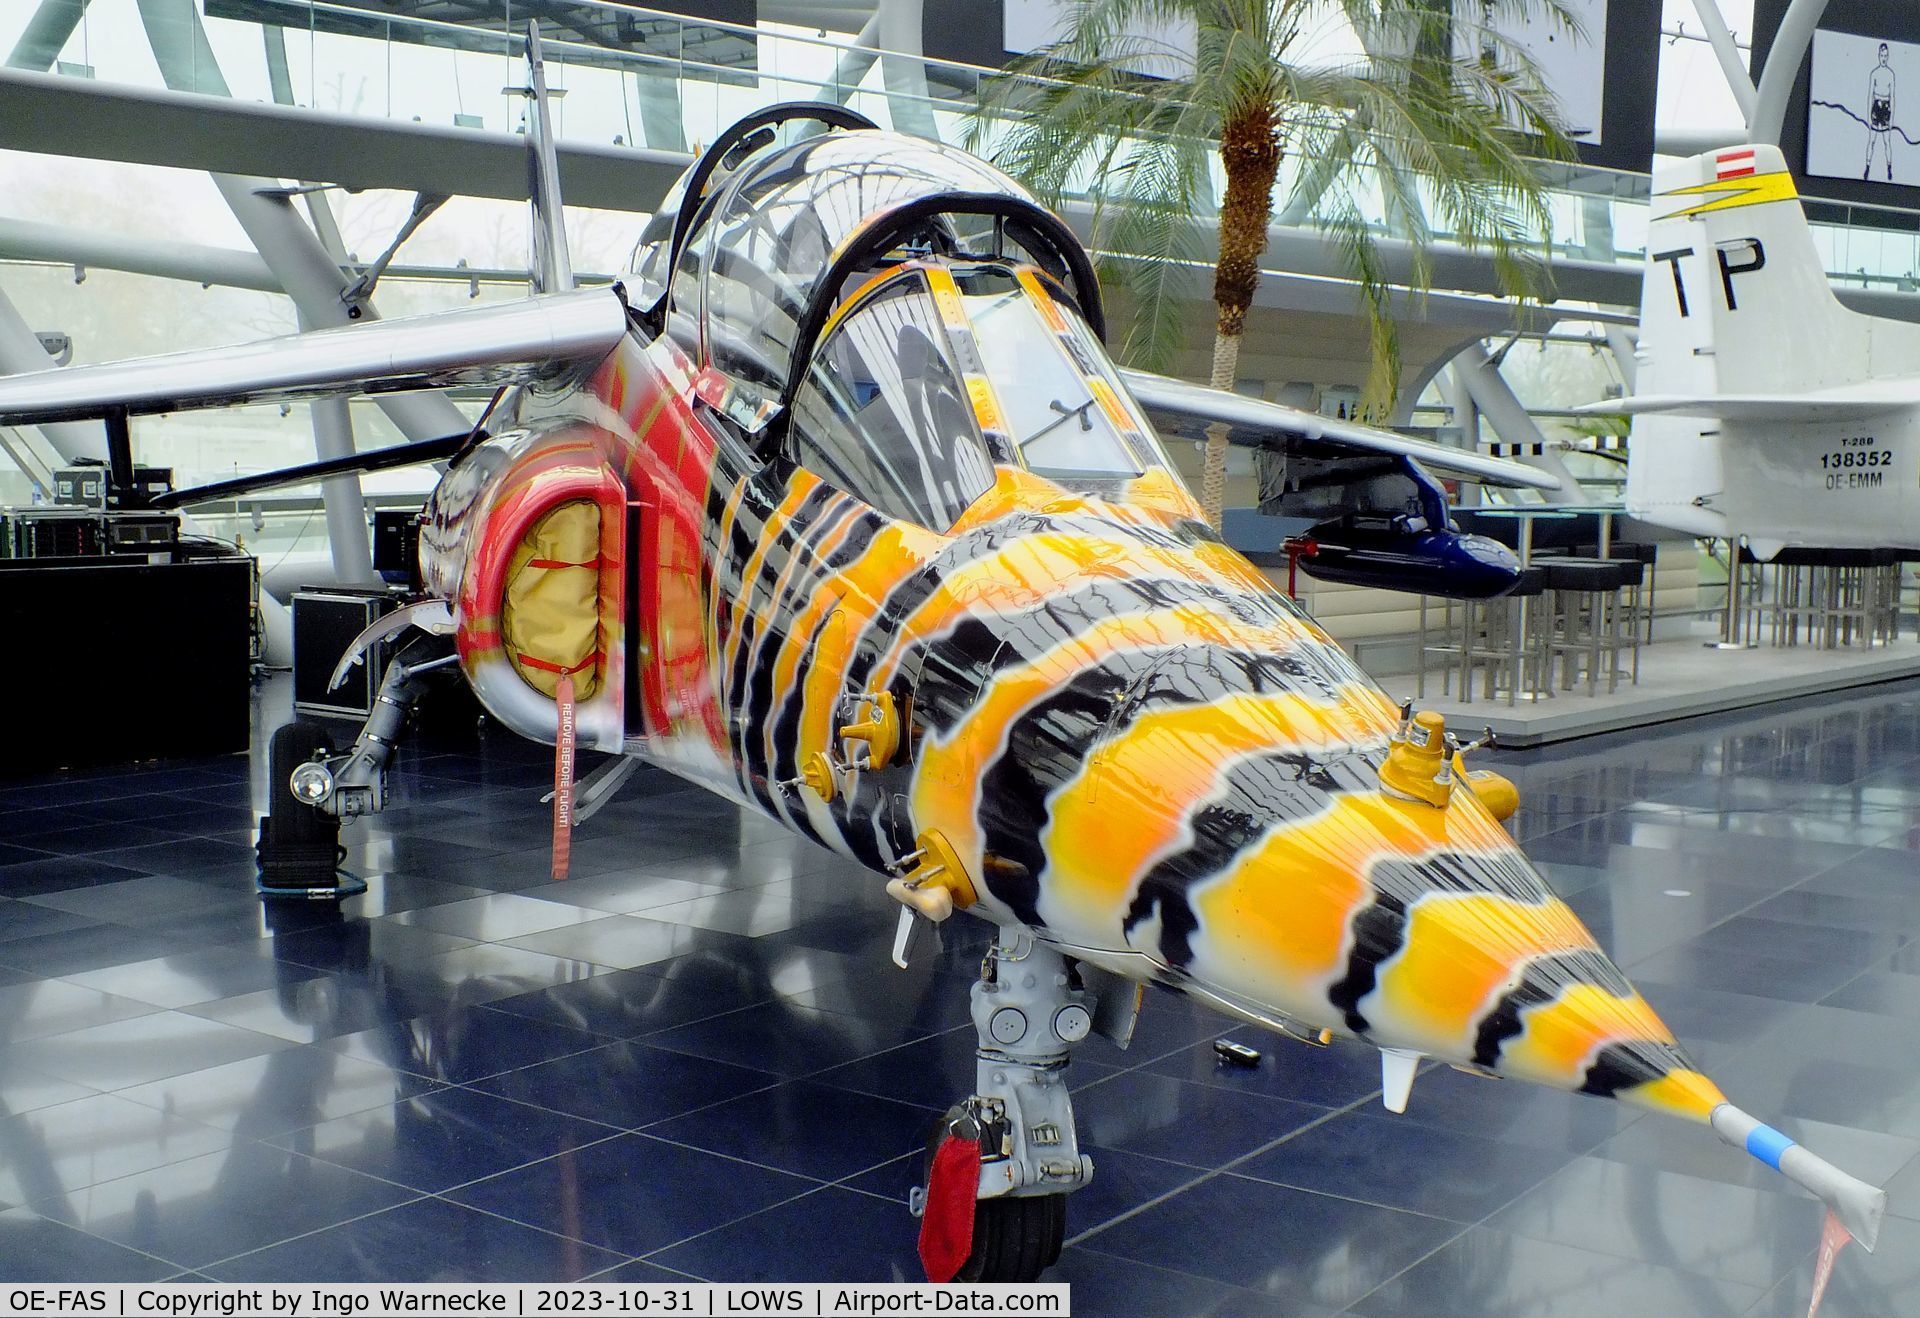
(973, 0), (1577, 528)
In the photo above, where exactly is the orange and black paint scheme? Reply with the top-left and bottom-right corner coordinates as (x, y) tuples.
(407, 106), (1883, 1281)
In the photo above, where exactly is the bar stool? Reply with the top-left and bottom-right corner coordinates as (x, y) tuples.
(1416, 592), (1466, 700)
(1457, 565), (1548, 706)
(1542, 557), (1641, 694)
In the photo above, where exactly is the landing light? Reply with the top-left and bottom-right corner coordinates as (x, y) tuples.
(290, 761), (335, 805)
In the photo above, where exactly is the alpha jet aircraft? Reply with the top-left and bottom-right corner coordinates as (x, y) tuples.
(1593, 142), (1920, 559)
(0, 37), (1886, 1286)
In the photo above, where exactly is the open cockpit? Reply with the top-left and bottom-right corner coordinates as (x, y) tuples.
(628, 103), (1177, 531)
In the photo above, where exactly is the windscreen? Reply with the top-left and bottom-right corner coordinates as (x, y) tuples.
(788, 274), (996, 532)
(952, 267), (1157, 482)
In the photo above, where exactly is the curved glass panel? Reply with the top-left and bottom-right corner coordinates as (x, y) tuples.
(676, 131), (1040, 420)
(952, 268), (1145, 480)
(627, 173), (685, 309)
(789, 274), (995, 532)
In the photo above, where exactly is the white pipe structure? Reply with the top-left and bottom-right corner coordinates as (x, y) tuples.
(297, 310), (377, 586)
(1689, 0), (1759, 123)
(875, 0), (937, 138)
(1751, 0), (1834, 146)
(0, 216), (279, 292)
(1604, 325), (1639, 394)
(135, 0), (469, 450)
(1452, 343), (1587, 502)
(0, 286), (103, 465)
(6, 0), (89, 73)
(817, 10), (882, 104)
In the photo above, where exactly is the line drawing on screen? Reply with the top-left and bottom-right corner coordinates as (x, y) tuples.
(1455, 0), (1606, 145)
(1809, 29), (1920, 185)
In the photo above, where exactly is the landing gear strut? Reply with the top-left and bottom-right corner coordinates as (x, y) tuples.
(255, 641), (449, 896)
(916, 927), (1093, 1282)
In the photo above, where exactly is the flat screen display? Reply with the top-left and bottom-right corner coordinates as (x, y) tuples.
(1807, 28), (1918, 187)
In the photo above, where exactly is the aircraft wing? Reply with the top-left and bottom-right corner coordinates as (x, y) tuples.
(1589, 380), (1920, 424)
(1121, 369), (1559, 491)
(0, 288), (629, 425)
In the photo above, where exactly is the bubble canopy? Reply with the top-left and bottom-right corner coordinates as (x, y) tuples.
(642, 115), (1102, 430)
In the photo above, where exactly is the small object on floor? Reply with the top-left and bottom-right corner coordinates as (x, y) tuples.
(1214, 1038), (1262, 1068)
(256, 869), (366, 899)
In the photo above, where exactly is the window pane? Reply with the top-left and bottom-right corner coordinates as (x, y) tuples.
(790, 277), (996, 532)
(957, 269), (1143, 480)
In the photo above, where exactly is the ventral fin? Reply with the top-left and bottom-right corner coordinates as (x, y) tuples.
(1380, 1048), (1421, 1114)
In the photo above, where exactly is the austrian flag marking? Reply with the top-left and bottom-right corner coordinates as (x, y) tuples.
(1717, 148), (1758, 179)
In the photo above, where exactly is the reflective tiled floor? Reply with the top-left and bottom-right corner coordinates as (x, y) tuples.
(6, 676), (1920, 1313)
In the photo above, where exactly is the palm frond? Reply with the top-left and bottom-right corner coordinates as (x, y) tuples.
(972, 0), (1577, 410)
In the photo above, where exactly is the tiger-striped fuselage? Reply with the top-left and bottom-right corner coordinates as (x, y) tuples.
(555, 327), (1727, 1131)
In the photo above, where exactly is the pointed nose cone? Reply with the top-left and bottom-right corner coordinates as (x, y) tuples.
(1150, 781), (1728, 1124)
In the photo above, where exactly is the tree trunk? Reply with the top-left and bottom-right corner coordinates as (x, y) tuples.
(1199, 104), (1281, 532)
(1200, 332), (1241, 529)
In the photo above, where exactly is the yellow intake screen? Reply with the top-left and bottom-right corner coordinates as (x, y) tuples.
(503, 499), (603, 700)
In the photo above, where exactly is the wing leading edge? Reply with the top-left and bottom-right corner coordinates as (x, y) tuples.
(1585, 383), (1920, 424)
(0, 288), (630, 426)
(1121, 368), (1560, 492)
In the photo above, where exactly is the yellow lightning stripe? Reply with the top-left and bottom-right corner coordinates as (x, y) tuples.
(1190, 793), (1525, 997)
(795, 522), (938, 763)
(762, 508), (869, 760)
(1042, 688), (1389, 928)
(747, 491), (860, 722)
(1622, 1069), (1727, 1123)
(1123, 467), (1208, 522)
(910, 605), (1315, 867)
(1087, 377), (1136, 436)
(949, 467), (1078, 535)
(709, 474), (752, 664)
(924, 265), (970, 328)
(1657, 169), (1798, 218)
(922, 266), (1016, 452)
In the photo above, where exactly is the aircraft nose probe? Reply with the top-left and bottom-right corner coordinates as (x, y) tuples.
(1380, 707), (1886, 1258)
(1710, 1105), (1887, 1252)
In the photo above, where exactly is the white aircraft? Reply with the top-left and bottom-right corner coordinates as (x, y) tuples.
(1598, 143), (1920, 559)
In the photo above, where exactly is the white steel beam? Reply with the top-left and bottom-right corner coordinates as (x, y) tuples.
(1751, 0), (1834, 145)
(1690, 0), (1758, 123)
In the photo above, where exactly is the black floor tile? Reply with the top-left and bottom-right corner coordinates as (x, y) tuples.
(205, 1195), (628, 1281)
(7, 671), (1920, 1311)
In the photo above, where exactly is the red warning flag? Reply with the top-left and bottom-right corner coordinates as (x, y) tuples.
(552, 675), (576, 881)
(1807, 1210), (1853, 1318)
(917, 1131), (981, 1283)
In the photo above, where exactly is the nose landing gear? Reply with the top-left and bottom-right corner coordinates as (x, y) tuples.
(915, 928), (1093, 1282)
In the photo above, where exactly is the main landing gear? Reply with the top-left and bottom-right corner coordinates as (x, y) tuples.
(915, 928), (1095, 1282)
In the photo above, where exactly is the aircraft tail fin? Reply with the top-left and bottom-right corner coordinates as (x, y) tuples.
(522, 20), (575, 295)
(1635, 145), (1880, 404)
(1625, 145), (1920, 537)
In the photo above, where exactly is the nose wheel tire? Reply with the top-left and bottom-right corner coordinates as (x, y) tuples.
(256, 720), (345, 894)
(920, 1112), (1067, 1282)
(956, 1193), (1067, 1283)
